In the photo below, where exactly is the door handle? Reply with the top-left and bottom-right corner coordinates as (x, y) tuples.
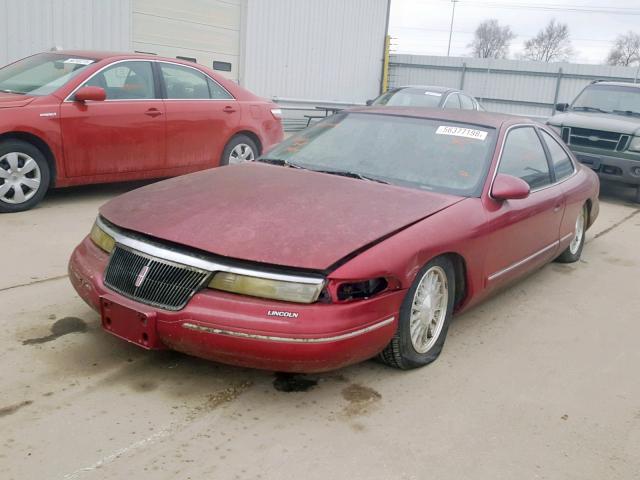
(145, 108), (163, 118)
(223, 106), (237, 113)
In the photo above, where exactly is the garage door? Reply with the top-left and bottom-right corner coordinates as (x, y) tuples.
(132, 0), (241, 81)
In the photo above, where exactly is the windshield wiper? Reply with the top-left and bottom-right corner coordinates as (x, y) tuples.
(613, 109), (640, 118)
(311, 168), (391, 184)
(0, 88), (25, 95)
(255, 157), (305, 169)
(572, 106), (609, 113)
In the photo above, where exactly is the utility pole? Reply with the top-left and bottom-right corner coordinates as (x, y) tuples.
(447, 0), (459, 56)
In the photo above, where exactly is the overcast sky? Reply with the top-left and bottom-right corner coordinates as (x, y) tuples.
(389, 0), (640, 64)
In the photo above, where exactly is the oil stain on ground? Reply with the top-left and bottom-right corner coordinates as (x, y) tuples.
(272, 373), (318, 392)
(22, 317), (88, 345)
(341, 383), (381, 417)
(0, 400), (33, 418)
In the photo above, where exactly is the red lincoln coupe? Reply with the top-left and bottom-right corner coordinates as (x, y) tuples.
(69, 108), (599, 372)
(0, 51), (283, 212)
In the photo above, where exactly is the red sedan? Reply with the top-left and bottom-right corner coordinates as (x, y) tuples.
(69, 108), (599, 372)
(0, 51), (283, 212)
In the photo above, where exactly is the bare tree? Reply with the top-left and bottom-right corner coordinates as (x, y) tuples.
(606, 31), (640, 66)
(469, 19), (515, 59)
(523, 19), (573, 62)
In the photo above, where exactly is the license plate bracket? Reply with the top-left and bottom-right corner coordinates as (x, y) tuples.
(100, 296), (164, 350)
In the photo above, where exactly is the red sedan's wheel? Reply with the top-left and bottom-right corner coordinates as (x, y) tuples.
(0, 140), (50, 213)
(220, 135), (258, 166)
(379, 256), (455, 370)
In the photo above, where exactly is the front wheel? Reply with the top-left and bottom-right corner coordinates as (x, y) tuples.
(379, 256), (455, 370)
(220, 135), (258, 166)
(555, 204), (587, 263)
(0, 140), (51, 213)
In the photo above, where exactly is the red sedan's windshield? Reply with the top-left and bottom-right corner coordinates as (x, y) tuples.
(0, 53), (97, 96)
(264, 112), (497, 197)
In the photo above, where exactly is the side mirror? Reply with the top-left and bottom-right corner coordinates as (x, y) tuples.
(491, 174), (530, 201)
(75, 86), (106, 103)
(555, 102), (569, 112)
(365, 99), (374, 106)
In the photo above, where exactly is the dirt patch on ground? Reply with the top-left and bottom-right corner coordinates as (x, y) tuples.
(0, 400), (33, 418)
(341, 384), (381, 417)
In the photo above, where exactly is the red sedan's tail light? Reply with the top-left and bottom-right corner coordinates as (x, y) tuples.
(270, 108), (283, 120)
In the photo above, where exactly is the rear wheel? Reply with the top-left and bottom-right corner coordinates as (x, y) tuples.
(220, 135), (258, 166)
(556, 204), (587, 263)
(0, 140), (50, 213)
(379, 256), (455, 370)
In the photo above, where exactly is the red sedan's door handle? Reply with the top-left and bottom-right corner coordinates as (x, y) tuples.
(223, 106), (237, 113)
(145, 108), (163, 118)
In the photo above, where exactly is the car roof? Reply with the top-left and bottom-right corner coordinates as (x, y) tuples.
(397, 85), (455, 94)
(590, 81), (640, 89)
(345, 106), (532, 129)
(47, 50), (190, 64)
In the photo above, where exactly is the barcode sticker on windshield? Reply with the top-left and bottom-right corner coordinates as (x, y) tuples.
(436, 126), (488, 141)
(63, 58), (94, 65)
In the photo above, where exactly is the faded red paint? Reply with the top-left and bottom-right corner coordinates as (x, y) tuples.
(69, 110), (600, 372)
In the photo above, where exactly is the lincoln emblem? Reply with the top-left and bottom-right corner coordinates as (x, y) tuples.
(135, 265), (151, 288)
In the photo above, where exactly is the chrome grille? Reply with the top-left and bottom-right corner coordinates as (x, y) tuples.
(568, 127), (623, 151)
(104, 246), (210, 311)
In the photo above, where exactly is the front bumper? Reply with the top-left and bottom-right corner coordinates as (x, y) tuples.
(68, 237), (402, 372)
(572, 149), (640, 186)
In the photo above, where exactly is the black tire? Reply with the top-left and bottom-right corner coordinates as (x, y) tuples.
(379, 256), (456, 370)
(635, 186), (640, 204)
(220, 134), (259, 166)
(0, 140), (51, 213)
(555, 203), (588, 263)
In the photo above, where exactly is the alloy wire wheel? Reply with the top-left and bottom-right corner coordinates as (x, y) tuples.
(555, 203), (588, 263)
(379, 256), (455, 370)
(0, 152), (41, 204)
(409, 266), (449, 354)
(229, 143), (255, 164)
(569, 206), (586, 255)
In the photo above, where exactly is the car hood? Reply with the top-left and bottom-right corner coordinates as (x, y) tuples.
(549, 111), (640, 135)
(100, 163), (463, 271)
(0, 92), (35, 109)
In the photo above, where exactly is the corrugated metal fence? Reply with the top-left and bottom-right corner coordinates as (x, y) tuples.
(389, 54), (640, 119)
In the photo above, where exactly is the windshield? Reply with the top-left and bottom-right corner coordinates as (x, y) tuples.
(572, 84), (640, 116)
(373, 88), (444, 108)
(0, 53), (96, 96)
(261, 113), (497, 197)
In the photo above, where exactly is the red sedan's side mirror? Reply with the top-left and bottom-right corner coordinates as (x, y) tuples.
(491, 174), (530, 201)
(74, 86), (106, 103)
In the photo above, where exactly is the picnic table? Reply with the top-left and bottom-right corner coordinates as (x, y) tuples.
(304, 106), (343, 127)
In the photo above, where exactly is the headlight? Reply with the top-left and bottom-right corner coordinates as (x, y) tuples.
(89, 221), (115, 253)
(628, 137), (640, 152)
(547, 124), (562, 135)
(208, 272), (324, 303)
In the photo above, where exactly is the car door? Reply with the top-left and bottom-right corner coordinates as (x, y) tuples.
(59, 60), (166, 177)
(158, 62), (239, 168)
(483, 126), (565, 289)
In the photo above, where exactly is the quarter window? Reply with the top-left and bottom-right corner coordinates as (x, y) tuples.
(541, 131), (575, 180)
(498, 127), (552, 189)
(83, 61), (155, 100)
(207, 77), (233, 100)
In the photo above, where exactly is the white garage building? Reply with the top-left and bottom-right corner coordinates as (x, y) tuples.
(0, 0), (390, 110)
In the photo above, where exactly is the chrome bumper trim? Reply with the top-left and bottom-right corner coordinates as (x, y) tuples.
(96, 216), (325, 287)
(181, 317), (395, 344)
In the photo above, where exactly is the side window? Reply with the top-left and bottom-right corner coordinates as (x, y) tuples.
(160, 63), (211, 99)
(541, 130), (575, 181)
(83, 61), (155, 100)
(443, 93), (461, 109)
(207, 77), (233, 100)
(499, 127), (552, 189)
(459, 94), (475, 110)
